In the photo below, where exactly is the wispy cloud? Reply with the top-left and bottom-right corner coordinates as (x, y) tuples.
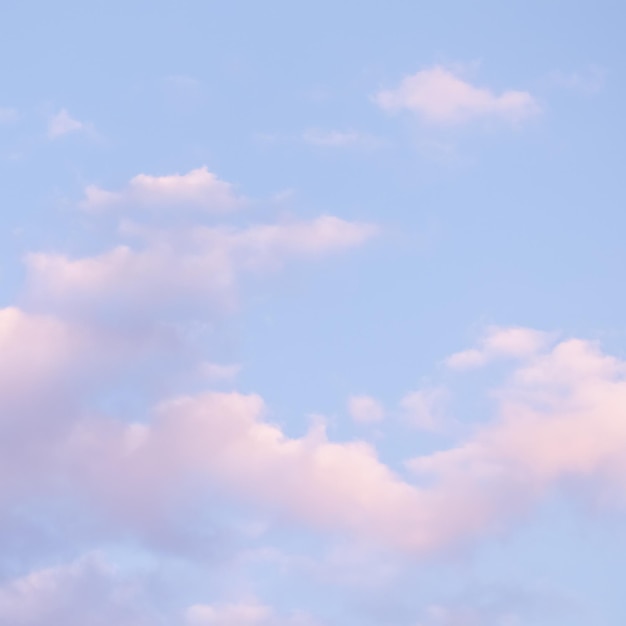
(348, 394), (385, 423)
(81, 166), (244, 213)
(47, 108), (87, 139)
(186, 602), (316, 626)
(375, 65), (540, 125)
(549, 65), (607, 94)
(399, 386), (448, 431)
(302, 129), (375, 148)
(0, 107), (18, 124)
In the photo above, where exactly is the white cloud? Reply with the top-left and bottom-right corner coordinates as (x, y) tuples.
(348, 395), (385, 423)
(445, 326), (553, 370)
(375, 66), (540, 125)
(81, 166), (244, 213)
(48, 108), (86, 139)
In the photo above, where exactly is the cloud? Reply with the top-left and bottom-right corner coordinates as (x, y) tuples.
(80, 167), (244, 213)
(445, 326), (553, 370)
(399, 387), (447, 431)
(375, 66), (540, 125)
(408, 336), (626, 545)
(0, 305), (159, 506)
(0, 107), (18, 124)
(48, 108), (86, 139)
(0, 556), (318, 626)
(25, 216), (378, 317)
(186, 602), (316, 626)
(90, 332), (626, 553)
(187, 603), (273, 626)
(4, 318), (626, 558)
(0, 555), (157, 626)
(302, 129), (372, 148)
(348, 395), (385, 423)
(549, 65), (607, 94)
(198, 362), (242, 383)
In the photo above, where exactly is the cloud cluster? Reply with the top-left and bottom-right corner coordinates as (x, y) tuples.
(0, 555), (157, 626)
(13, 328), (616, 560)
(26, 216), (377, 318)
(4, 158), (626, 622)
(186, 602), (316, 626)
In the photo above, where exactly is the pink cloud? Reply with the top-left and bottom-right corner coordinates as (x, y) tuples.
(73, 332), (626, 553)
(186, 602), (317, 626)
(375, 66), (540, 125)
(3, 320), (626, 557)
(0, 555), (155, 626)
(80, 166), (244, 213)
(445, 326), (553, 370)
(348, 395), (385, 423)
(399, 387), (447, 431)
(48, 108), (86, 139)
(25, 217), (378, 316)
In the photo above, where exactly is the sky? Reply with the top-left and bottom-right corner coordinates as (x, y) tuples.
(1, 1), (626, 624)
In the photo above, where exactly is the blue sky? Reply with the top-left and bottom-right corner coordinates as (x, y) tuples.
(1, 2), (626, 625)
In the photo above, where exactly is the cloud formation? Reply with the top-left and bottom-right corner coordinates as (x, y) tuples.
(81, 167), (243, 213)
(26, 216), (377, 317)
(445, 326), (552, 370)
(186, 602), (316, 626)
(50, 329), (623, 554)
(348, 395), (385, 423)
(48, 109), (86, 139)
(375, 66), (540, 125)
(0, 555), (157, 626)
(302, 129), (371, 148)
(400, 387), (447, 431)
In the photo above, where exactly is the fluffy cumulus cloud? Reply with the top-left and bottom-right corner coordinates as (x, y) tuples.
(25, 216), (377, 317)
(7, 285), (626, 558)
(7, 157), (626, 622)
(445, 326), (552, 370)
(375, 65), (540, 125)
(46, 330), (626, 555)
(80, 167), (244, 213)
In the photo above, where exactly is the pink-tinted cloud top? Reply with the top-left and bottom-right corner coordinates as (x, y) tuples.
(81, 166), (244, 213)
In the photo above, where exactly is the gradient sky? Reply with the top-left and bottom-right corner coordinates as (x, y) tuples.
(1, 2), (626, 625)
